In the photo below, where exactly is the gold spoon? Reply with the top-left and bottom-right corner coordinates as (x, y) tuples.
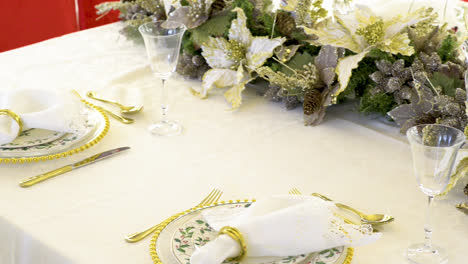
(99, 106), (134, 124)
(311, 193), (395, 225)
(72, 90), (134, 124)
(86, 91), (143, 114)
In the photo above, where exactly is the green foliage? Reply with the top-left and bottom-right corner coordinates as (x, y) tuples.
(290, 30), (309, 42)
(367, 49), (395, 63)
(180, 0), (189, 6)
(189, 15), (232, 47)
(264, 60), (281, 72)
(253, 13), (276, 37)
(262, 0), (273, 12)
(359, 89), (397, 115)
(280, 51), (314, 74)
(430, 72), (464, 97)
(230, 0), (255, 25)
(182, 32), (197, 55)
(338, 56), (379, 101)
(300, 44), (321, 57)
(437, 35), (458, 63)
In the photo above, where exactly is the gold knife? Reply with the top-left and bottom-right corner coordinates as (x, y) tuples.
(19, 147), (130, 187)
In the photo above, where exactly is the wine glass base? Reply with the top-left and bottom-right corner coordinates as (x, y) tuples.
(148, 120), (182, 136)
(406, 243), (448, 264)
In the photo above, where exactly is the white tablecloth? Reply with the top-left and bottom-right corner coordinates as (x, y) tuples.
(0, 22), (467, 264)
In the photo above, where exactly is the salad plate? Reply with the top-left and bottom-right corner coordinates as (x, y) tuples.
(0, 129), (66, 149)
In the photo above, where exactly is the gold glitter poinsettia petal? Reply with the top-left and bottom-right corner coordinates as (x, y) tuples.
(246, 37), (286, 71)
(229, 8), (252, 47)
(379, 32), (414, 56)
(335, 48), (371, 98)
(383, 8), (427, 39)
(192, 68), (238, 98)
(202, 37), (236, 69)
(224, 65), (251, 109)
(304, 18), (363, 53)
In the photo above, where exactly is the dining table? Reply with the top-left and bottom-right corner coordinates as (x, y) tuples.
(0, 22), (467, 264)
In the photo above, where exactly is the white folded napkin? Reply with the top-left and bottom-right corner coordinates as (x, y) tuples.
(191, 195), (382, 264)
(0, 89), (84, 145)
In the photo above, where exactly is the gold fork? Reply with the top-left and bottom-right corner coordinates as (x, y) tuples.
(125, 189), (223, 243)
(72, 90), (135, 124)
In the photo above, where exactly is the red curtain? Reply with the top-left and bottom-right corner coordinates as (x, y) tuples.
(0, 0), (120, 52)
(78, 0), (120, 30)
(0, 0), (78, 52)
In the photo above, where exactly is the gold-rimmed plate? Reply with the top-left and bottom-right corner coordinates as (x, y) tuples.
(0, 101), (109, 163)
(150, 201), (353, 264)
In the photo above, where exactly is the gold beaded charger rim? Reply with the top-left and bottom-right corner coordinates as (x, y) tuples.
(149, 199), (354, 264)
(0, 100), (109, 164)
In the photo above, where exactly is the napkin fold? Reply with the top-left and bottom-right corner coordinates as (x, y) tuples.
(191, 195), (381, 264)
(0, 89), (84, 145)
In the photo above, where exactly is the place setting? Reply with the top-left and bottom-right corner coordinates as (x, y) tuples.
(0, 89), (110, 164)
(124, 188), (395, 264)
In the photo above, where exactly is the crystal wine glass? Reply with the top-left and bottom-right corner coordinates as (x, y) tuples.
(139, 21), (186, 136)
(406, 124), (465, 264)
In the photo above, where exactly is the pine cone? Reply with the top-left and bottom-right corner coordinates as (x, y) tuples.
(210, 0), (228, 15)
(303, 89), (322, 115)
(276, 11), (296, 37)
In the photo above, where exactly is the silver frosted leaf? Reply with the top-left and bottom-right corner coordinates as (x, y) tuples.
(399, 85), (412, 100)
(391, 59), (405, 77)
(438, 62), (463, 79)
(320, 67), (336, 87)
(369, 71), (384, 84)
(375, 60), (392, 76)
(455, 88), (466, 104)
(412, 86), (434, 114)
(388, 104), (418, 127)
(166, 6), (208, 29)
(386, 77), (402, 93)
(314, 45), (340, 72)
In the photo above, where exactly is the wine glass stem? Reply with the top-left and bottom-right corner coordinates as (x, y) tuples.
(160, 78), (168, 123)
(424, 195), (434, 249)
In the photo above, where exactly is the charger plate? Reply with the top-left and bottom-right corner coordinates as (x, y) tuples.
(150, 200), (353, 264)
(0, 100), (109, 163)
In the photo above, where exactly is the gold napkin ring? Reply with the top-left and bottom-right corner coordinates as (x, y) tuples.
(0, 109), (23, 136)
(218, 226), (247, 261)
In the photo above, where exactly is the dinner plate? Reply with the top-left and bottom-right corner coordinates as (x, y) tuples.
(0, 101), (109, 163)
(151, 201), (353, 264)
(0, 129), (66, 149)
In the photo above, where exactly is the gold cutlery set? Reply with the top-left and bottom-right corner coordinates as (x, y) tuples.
(76, 90), (143, 124)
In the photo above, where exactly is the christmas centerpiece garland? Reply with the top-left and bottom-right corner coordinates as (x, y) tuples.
(97, 0), (468, 196)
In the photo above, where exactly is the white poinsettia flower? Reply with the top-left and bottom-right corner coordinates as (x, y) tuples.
(302, 4), (428, 98)
(191, 7), (285, 109)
